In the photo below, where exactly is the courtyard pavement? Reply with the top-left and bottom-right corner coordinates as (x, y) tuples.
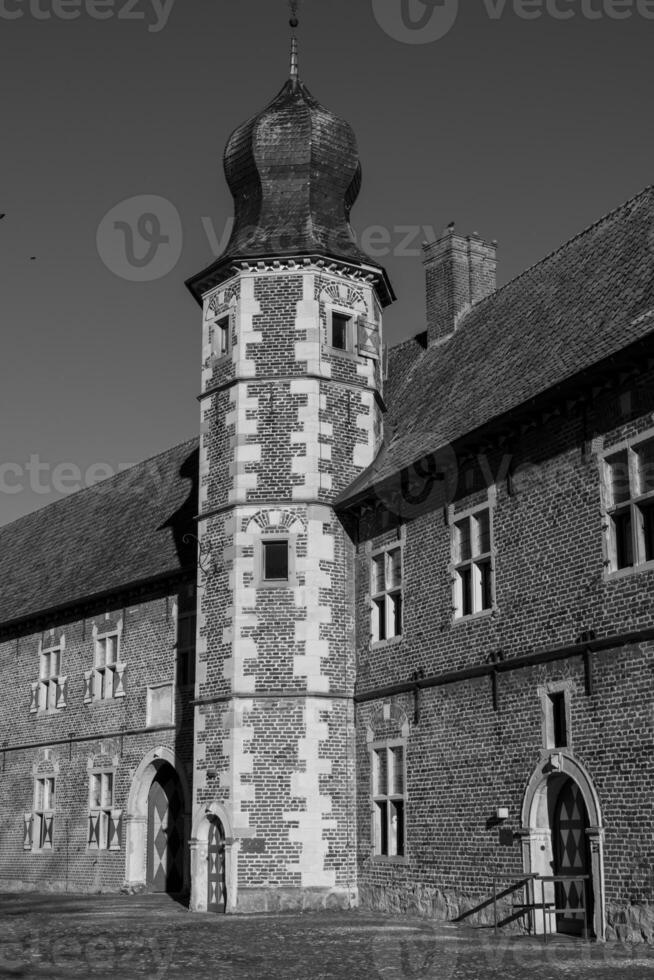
(0, 893), (653, 979)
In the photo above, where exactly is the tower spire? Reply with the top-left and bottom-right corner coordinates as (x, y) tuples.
(289, 0), (299, 80)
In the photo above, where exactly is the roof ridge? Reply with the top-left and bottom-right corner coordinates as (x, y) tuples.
(468, 183), (654, 315)
(0, 436), (198, 534)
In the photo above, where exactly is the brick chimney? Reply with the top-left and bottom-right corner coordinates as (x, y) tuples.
(423, 226), (497, 346)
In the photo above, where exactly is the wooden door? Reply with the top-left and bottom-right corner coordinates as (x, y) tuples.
(207, 817), (226, 912)
(553, 778), (591, 936)
(146, 765), (184, 893)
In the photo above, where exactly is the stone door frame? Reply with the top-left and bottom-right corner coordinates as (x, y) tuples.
(124, 746), (191, 893)
(189, 802), (238, 913)
(520, 752), (605, 941)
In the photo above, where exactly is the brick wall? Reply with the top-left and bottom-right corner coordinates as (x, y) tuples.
(354, 366), (654, 940)
(0, 586), (195, 893)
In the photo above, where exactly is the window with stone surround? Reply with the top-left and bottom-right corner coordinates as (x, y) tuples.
(371, 544), (403, 643)
(29, 645), (67, 714)
(602, 433), (654, 573)
(540, 683), (572, 750)
(330, 310), (354, 351)
(451, 503), (495, 619)
(84, 631), (126, 703)
(257, 536), (297, 588)
(213, 314), (230, 357)
(371, 742), (406, 858)
(88, 770), (122, 851)
(29, 776), (55, 851)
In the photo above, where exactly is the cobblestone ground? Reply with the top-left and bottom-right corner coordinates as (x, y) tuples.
(0, 893), (653, 980)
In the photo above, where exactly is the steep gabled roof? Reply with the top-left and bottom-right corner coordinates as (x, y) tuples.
(339, 186), (654, 504)
(0, 439), (199, 629)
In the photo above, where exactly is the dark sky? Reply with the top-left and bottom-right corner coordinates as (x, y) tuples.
(1, 0), (653, 524)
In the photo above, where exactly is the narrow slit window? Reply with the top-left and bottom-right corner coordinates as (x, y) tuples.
(544, 690), (569, 749)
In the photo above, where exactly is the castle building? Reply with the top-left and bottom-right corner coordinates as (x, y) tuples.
(1, 38), (654, 942)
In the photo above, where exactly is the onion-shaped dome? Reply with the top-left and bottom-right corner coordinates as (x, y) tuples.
(221, 72), (367, 265)
(187, 45), (394, 305)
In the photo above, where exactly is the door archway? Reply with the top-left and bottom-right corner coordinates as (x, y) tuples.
(207, 816), (226, 912)
(190, 803), (236, 913)
(552, 777), (591, 935)
(146, 763), (185, 893)
(124, 747), (191, 894)
(521, 754), (605, 940)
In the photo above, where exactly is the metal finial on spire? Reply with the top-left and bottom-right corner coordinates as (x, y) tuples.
(289, 0), (299, 79)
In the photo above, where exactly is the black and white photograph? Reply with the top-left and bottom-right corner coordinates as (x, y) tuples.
(1, 0), (654, 976)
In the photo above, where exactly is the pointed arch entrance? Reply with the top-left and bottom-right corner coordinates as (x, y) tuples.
(521, 754), (605, 940)
(124, 747), (191, 895)
(146, 763), (185, 893)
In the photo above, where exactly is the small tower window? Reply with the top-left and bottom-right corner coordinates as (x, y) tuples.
(330, 312), (352, 351)
(215, 315), (230, 356)
(263, 540), (289, 581)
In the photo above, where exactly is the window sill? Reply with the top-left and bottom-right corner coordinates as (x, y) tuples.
(256, 578), (297, 590)
(371, 635), (403, 650)
(323, 344), (364, 362)
(452, 608), (495, 627)
(370, 854), (409, 866)
(604, 560), (654, 582)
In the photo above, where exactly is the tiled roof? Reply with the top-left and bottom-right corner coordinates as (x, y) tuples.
(339, 186), (654, 504)
(0, 439), (199, 628)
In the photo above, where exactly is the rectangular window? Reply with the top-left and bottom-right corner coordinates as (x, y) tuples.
(88, 772), (121, 850)
(263, 540), (289, 581)
(33, 777), (55, 850)
(35, 646), (65, 713)
(371, 545), (403, 643)
(452, 507), (494, 619)
(604, 435), (654, 572)
(215, 315), (230, 356)
(94, 633), (120, 700)
(372, 744), (406, 858)
(550, 692), (567, 748)
(543, 688), (570, 749)
(330, 312), (352, 351)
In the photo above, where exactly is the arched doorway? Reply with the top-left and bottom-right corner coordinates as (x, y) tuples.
(146, 763), (185, 894)
(552, 777), (592, 936)
(189, 803), (236, 913)
(207, 816), (226, 912)
(521, 754), (605, 940)
(124, 747), (191, 895)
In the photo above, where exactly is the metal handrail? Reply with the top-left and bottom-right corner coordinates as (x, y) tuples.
(491, 874), (591, 943)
